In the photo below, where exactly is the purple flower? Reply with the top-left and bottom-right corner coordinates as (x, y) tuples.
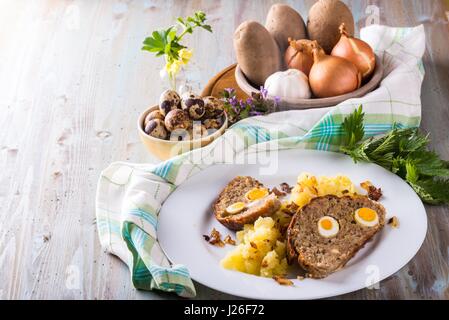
(246, 98), (254, 106)
(250, 111), (264, 116)
(224, 88), (235, 95)
(274, 96), (281, 106)
(260, 86), (268, 99)
(229, 97), (238, 106)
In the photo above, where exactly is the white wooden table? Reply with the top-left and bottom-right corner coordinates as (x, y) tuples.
(1, 0), (448, 299)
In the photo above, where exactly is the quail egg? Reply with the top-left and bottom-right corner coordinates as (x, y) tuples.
(203, 117), (223, 130)
(354, 207), (379, 227)
(164, 109), (191, 132)
(144, 110), (165, 127)
(159, 89), (181, 116)
(245, 188), (269, 201)
(181, 92), (205, 120)
(203, 96), (225, 118)
(144, 119), (168, 140)
(225, 202), (246, 215)
(317, 216), (339, 238)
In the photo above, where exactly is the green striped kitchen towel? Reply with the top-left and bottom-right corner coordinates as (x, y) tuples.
(96, 25), (425, 298)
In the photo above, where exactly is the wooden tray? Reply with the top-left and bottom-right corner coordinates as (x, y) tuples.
(201, 64), (249, 100)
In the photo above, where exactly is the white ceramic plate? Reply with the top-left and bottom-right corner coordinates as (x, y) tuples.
(158, 149), (427, 299)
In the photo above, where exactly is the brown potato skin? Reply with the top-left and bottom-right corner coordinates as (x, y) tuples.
(307, 0), (355, 54)
(234, 20), (281, 87)
(265, 4), (307, 56)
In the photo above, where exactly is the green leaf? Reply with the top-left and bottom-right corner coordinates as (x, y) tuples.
(167, 28), (178, 42)
(405, 160), (419, 183)
(409, 150), (449, 177)
(141, 45), (164, 54)
(142, 29), (170, 53)
(240, 105), (251, 119)
(142, 11), (212, 67)
(366, 130), (398, 158)
(398, 129), (428, 154)
(339, 106), (449, 204)
(341, 105), (365, 149)
(409, 178), (449, 204)
(202, 24), (213, 32)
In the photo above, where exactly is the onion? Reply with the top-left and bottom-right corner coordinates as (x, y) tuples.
(331, 23), (376, 81)
(309, 42), (362, 98)
(284, 39), (323, 76)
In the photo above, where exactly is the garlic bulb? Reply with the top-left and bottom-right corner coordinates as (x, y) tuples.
(264, 69), (311, 100)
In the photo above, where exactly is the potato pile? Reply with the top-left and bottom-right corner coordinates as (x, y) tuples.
(234, 0), (376, 100)
(143, 89), (225, 141)
(220, 216), (289, 278)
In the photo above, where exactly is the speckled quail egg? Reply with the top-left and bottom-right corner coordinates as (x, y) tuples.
(144, 119), (168, 140)
(317, 216), (340, 238)
(354, 207), (379, 227)
(159, 89), (181, 116)
(181, 92), (205, 120)
(203, 117), (223, 130)
(203, 96), (225, 119)
(164, 109), (191, 132)
(144, 110), (165, 127)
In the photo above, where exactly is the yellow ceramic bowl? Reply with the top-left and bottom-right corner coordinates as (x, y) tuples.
(138, 105), (228, 160)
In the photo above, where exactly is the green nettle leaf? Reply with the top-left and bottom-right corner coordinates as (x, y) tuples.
(399, 130), (428, 154)
(409, 178), (449, 204)
(409, 150), (449, 177)
(341, 105), (364, 149)
(408, 182), (440, 204)
(340, 106), (449, 205)
(405, 160), (419, 183)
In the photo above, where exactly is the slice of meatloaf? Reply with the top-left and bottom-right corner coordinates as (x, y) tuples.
(213, 176), (281, 231)
(287, 195), (386, 278)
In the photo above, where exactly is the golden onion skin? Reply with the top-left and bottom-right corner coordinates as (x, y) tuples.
(331, 23), (376, 81)
(309, 49), (362, 98)
(284, 39), (316, 76)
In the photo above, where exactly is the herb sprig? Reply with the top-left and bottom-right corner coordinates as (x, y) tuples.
(142, 11), (212, 88)
(341, 106), (449, 204)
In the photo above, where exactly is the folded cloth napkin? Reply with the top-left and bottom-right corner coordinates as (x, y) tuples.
(96, 25), (425, 298)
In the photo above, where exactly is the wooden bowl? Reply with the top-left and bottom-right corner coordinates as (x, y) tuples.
(138, 105), (228, 160)
(235, 55), (383, 111)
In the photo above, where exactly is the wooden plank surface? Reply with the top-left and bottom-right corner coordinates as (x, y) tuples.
(0, 0), (448, 300)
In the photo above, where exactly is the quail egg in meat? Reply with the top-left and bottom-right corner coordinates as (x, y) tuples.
(354, 207), (379, 227)
(317, 216), (340, 238)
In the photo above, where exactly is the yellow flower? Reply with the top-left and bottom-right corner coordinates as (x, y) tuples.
(165, 59), (182, 77)
(178, 48), (193, 65)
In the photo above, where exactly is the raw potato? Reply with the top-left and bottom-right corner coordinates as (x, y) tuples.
(307, 0), (355, 54)
(234, 20), (281, 87)
(265, 4), (307, 55)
